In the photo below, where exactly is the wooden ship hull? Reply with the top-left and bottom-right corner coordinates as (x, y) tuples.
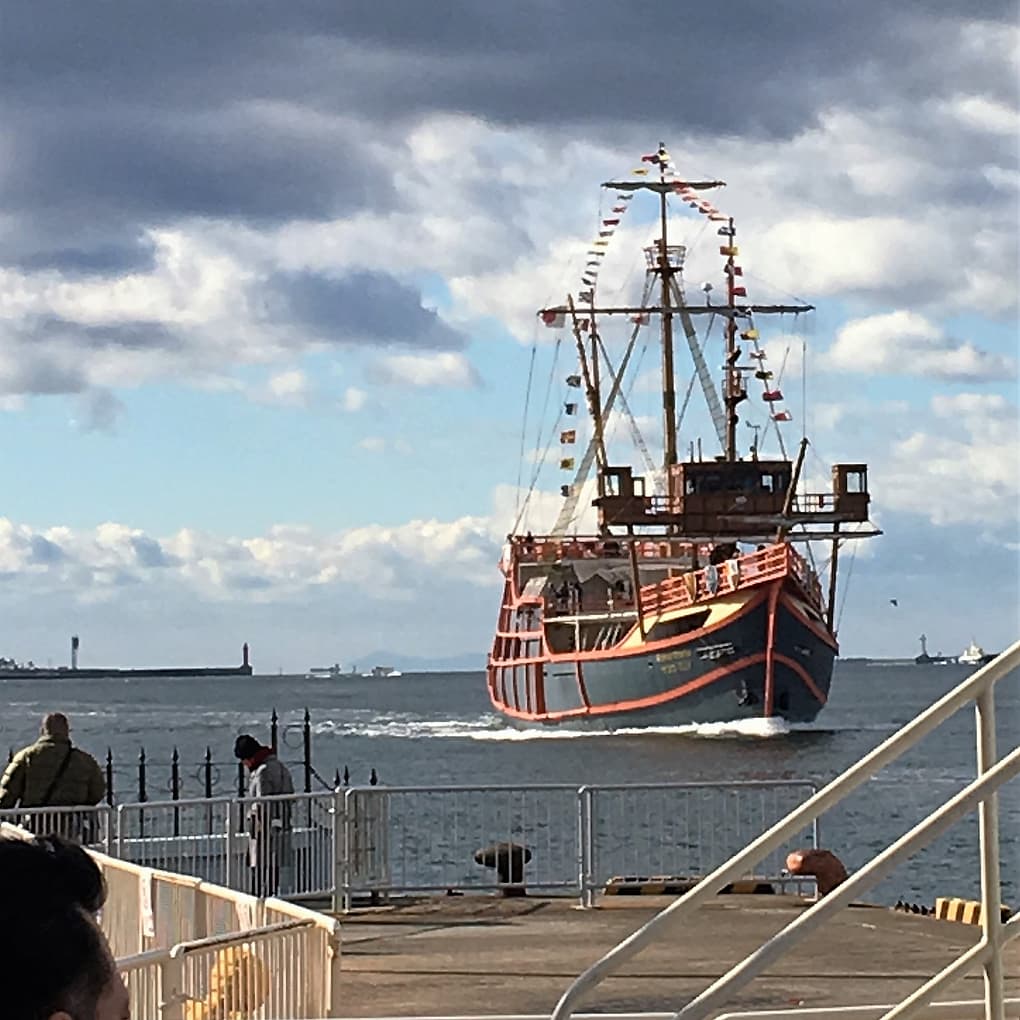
(488, 540), (835, 729)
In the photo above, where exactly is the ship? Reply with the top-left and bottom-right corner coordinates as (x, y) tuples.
(0, 640), (254, 679)
(957, 640), (997, 667)
(487, 145), (881, 729)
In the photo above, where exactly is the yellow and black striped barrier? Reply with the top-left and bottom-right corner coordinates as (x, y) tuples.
(603, 876), (775, 896)
(933, 897), (1013, 925)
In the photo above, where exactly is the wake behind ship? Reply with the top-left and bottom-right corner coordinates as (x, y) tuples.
(487, 145), (881, 730)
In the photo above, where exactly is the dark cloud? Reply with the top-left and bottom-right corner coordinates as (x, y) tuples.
(29, 536), (66, 566)
(7, 240), (158, 278)
(0, 0), (1013, 270)
(130, 536), (177, 569)
(261, 270), (468, 349)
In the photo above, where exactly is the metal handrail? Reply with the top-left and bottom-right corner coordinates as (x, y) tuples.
(552, 640), (1020, 1020)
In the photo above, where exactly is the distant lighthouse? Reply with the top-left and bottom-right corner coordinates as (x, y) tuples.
(71, 634), (80, 670)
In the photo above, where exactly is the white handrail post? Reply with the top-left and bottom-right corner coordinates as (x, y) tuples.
(975, 688), (1004, 1020)
(224, 800), (236, 890)
(116, 804), (126, 860)
(331, 788), (344, 914)
(160, 948), (186, 1020)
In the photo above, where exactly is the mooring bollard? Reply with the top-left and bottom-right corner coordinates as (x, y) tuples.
(474, 841), (532, 897)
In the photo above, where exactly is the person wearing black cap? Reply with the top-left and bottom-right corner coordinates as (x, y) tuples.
(233, 733), (294, 897)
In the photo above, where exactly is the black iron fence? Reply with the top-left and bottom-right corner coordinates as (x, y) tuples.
(6, 707), (378, 806)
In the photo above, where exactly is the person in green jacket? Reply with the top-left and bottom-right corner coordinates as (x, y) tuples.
(0, 713), (105, 840)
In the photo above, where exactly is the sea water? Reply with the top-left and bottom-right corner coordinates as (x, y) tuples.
(1, 660), (1016, 906)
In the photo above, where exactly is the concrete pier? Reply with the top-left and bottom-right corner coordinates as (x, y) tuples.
(334, 895), (1019, 1016)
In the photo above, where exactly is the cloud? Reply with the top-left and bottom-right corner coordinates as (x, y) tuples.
(875, 392), (1019, 526)
(358, 436), (412, 455)
(260, 269), (468, 349)
(827, 311), (1016, 381)
(369, 351), (480, 388)
(256, 369), (313, 408)
(342, 386), (367, 412)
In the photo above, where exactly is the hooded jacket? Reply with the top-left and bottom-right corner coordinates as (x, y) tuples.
(0, 735), (105, 809)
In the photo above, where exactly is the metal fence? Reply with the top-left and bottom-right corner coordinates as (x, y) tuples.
(3, 781), (820, 909)
(0, 803), (113, 851)
(581, 781), (817, 905)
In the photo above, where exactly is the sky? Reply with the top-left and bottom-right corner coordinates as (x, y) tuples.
(0, 1), (1017, 670)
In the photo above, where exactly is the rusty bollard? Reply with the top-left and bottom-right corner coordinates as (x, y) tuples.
(474, 842), (532, 897)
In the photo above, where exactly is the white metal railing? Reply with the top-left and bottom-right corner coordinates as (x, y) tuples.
(3, 780), (821, 908)
(552, 641), (1020, 1020)
(121, 918), (337, 1020)
(335, 1004), (1020, 1020)
(0, 802), (113, 851)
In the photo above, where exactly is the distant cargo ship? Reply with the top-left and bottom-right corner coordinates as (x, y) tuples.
(0, 640), (254, 679)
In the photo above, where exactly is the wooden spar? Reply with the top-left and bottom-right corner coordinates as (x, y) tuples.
(776, 437), (809, 542)
(628, 539), (647, 639)
(567, 295), (607, 477)
(658, 159), (678, 469)
(826, 522), (841, 632)
(539, 303), (813, 318)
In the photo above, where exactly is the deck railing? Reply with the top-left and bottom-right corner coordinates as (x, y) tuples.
(551, 640), (1020, 1020)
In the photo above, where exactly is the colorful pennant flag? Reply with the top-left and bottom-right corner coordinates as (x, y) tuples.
(762, 389), (784, 402)
(755, 370), (773, 380)
(578, 291), (593, 302)
(641, 153), (661, 163)
(560, 429), (576, 444)
(731, 286), (747, 297)
(612, 205), (627, 213)
(717, 226), (735, 236)
(771, 411), (793, 422)
(560, 457), (576, 470)
(632, 167), (650, 175)
(566, 375), (582, 388)
(560, 485), (572, 497)
(564, 402), (577, 415)
(724, 265), (744, 276)
(631, 313), (650, 325)
(602, 218), (620, 226)
(598, 229), (614, 237)
(749, 350), (766, 360)
(720, 245), (739, 256)
(740, 329), (759, 340)
(541, 310), (565, 328)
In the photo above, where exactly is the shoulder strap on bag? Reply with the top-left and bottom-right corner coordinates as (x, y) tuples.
(38, 747), (75, 807)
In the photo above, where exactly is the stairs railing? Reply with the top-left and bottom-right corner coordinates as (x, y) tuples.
(552, 640), (1020, 1020)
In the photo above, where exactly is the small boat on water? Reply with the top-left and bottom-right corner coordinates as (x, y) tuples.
(363, 666), (402, 678)
(487, 145), (881, 730)
(957, 640), (996, 667)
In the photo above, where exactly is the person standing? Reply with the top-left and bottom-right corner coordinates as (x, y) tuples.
(0, 713), (105, 841)
(233, 733), (294, 898)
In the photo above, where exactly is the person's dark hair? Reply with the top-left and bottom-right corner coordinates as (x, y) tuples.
(234, 734), (262, 760)
(0, 835), (113, 1019)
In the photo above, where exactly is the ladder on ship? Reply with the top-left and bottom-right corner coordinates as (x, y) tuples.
(554, 640), (1020, 1020)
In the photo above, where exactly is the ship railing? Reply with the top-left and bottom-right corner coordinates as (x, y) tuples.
(551, 641), (1020, 1020)
(511, 534), (712, 565)
(639, 542), (793, 615)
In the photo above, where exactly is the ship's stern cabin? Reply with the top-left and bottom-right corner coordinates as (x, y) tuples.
(595, 459), (870, 533)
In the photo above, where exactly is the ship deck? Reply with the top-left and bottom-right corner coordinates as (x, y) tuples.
(334, 893), (1019, 1016)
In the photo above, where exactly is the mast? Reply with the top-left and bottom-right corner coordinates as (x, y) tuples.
(657, 148), (678, 469)
(722, 217), (741, 460)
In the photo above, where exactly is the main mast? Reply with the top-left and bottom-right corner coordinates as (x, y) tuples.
(657, 148), (678, 469)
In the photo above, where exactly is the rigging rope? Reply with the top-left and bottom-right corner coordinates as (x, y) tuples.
(514, 341), (538, 520)
(835, 539), (858, 637)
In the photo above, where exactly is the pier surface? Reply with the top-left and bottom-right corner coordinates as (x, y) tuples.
(335, 894), (1019, 1016)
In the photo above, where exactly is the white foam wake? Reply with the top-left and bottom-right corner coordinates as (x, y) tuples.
(313, 712), (792, 741)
